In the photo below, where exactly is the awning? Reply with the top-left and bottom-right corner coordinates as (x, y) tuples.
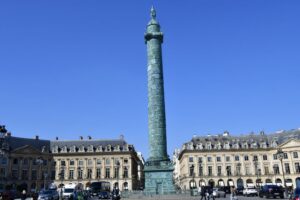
(247, 183), (255, 187)
(229, 181), (234, 186)
(219, 182), (224, 186)
(286, 182), (293, 187)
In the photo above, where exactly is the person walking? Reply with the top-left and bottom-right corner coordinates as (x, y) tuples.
(200, 186), (206, 200)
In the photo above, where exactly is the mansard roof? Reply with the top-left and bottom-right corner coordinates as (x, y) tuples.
(189, 129), (300, 145)
(50, 139), (126, 148)
(3, 136), (50, 152)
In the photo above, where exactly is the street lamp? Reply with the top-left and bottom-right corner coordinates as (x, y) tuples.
(277, 148), (287, 197)
(35, 158), (44, 191)
(253, 157), (259, 186)
(59, 166), (65, 200)
(43, 172), (48, 190)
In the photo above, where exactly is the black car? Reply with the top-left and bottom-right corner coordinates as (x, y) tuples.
(99, 191), (110, 199)
(259, 185), (284, 198)
(236, 186), (244, 195)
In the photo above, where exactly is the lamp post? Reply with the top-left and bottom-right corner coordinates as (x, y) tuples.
(277, 148), (287, 197)
(59, 166), (65, 200)
(35, 158), (44, 191)
(43, 172), (48, 190)
(253, 157), (259, 186)
(116, 160), (120, 189)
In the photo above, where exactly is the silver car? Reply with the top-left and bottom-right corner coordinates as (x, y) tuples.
(38, 190), (59, 200)
(213, 188), (226, 198)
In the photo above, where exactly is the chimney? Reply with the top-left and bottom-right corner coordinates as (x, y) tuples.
(5, 132), (11, 137)
(35, 135), (39, 140)
(80, 136), (83, 140)
(55, 137), (59, 140)
(88, 136), (92, 140)
(119, 134), (124, 140)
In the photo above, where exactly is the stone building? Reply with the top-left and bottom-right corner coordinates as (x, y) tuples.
(51, 136), (142, 191)
(0, 126), (54, 192)
(175, 129), (300, 190)
(0, 125), (143, 192)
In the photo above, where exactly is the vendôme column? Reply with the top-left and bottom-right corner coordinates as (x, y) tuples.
(144, 7), (175, 195)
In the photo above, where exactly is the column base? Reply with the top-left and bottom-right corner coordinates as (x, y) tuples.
(144, 160), (176, 195)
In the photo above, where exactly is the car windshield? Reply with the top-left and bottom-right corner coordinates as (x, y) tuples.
(64, 189), (74, 193)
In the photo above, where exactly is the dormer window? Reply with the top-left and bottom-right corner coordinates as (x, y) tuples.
(106, 145), (111, 152)
(243, 142), (248, 149)
(52, 146), (59, 153)
(61, 146), (68, 153)
(272, 140), (278, 148)
(96, 146), (103, 152)
(224, 142), (230, 149)
(79, 145), (85, 153)
(206, 142), (212, 150)
(70, 146), (76, 153)
(87, 145), (94, 152)
(251, 142), (258, 149)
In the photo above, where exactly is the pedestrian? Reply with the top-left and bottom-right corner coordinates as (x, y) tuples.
(200, 186), (206, 200)
(21, 190), (26, 200)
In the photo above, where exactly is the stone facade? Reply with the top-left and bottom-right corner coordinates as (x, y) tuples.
(51, 137), (142, 191)
(0, 126), (143, 192)
(175, 130), (300, 190)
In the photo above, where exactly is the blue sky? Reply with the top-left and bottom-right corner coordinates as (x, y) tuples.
(0, 1), (300, 158)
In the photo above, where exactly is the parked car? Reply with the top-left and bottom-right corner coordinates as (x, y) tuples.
(99, 191), (110, 199)
(38, 190), (59, 200)
(258, 185), (284, 199)
(236, 186), (244, 195)
(243, 187), (258, 196)
(212, 188), (226, 198)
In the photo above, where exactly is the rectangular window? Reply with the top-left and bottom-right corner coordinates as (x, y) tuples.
(78, 160), (83, 166)
(0, 168), (5, 178)
(69, 160), (74, 166)
(198, 157), (203, 163)
(226, 156), (230, 162)
(69, 170), (74, 179)
(189, 157), (194, 163)
(253, 155), (258, 161)
(216, 157), (221, 162)
(1, 158), (7, 165)
(114, 167), (119, 178)
(124, 158), (128, 165)
(88, 159), (93, 166)
(61, 160), (66, 166)
(12, 170), (18, 179)
(263, 155), (268, 160)
(22, 170), (28, 180)
(96, 168), (101, 178)
(105, 168), (110, 178)
(244, 156), (249, 161)
(273, 154), (278, 160)
(295, 163), (300, 173)
(294, 152), (299, 159)
(285, 163), (290, 174)
(97, 159), (102, 165)
(273, 165), (280, 174)
(87, 169), (92, 179)
(189, 166), (194, 177)
(208, 166), (213, 176)
(207, 157), (212, 162)
(245, 166), (250, 175)
(226, 166), (231, 176)
(199, 166), (203, 176)
(123, 167), (128, 178)
(235, 156), (239, 161)
(217, 166), (222, 176)
(51, 170), (56, 180)
(264, 166), (269, 175)
(78, 169), (83, 179)
(31, 170), (37, 180)
(284, 153), (288, 159)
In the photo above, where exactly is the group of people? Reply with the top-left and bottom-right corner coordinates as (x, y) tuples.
(198, 186), (237, 200)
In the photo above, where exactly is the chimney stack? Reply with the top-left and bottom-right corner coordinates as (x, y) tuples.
(80, 136), (83, 140)
(5, 132), (11, 137)
(88, 136), (92, 140)
(35, 135), (39, 140)
(55, 137), (58, 140)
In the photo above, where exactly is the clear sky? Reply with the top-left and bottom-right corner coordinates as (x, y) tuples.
(1, 1), (300, 158)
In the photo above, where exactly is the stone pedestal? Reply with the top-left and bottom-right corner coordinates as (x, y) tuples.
(144, 160), (176, 195)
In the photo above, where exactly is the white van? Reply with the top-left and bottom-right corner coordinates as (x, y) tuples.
(62, 183), (77, 199)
